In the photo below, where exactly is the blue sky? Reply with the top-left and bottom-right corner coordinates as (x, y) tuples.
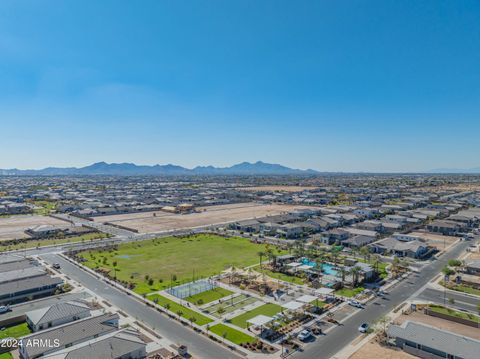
(0, 0), (479, 172)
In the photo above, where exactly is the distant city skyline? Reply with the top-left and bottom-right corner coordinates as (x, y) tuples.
(1, 1), (479, 172)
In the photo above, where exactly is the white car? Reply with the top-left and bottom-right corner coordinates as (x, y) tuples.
(0, 305), (11, 314)
(348, 300), (363, 308)
(358, 323), (369, 333)
(297, 329), (313, 342)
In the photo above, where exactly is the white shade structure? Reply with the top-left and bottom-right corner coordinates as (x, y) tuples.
(314, 287), (334, 296)
(281, 300), (304, 311)
(247, 314), (274, 327)
(296, 294), (317, 303)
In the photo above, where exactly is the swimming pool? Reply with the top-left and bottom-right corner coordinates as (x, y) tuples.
(300, 258), (338, 276)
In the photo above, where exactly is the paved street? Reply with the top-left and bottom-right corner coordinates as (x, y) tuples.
(416, 287), (480, 312)
(295, 238), (476, 359)
(39, 253), (240, 359)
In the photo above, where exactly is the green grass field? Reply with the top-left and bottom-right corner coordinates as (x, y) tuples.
(0, 323), (31, 339)
(147, 294), (213, 326)
(442, 281), (480, 297)
(0, 232), (110, 252)
(257, 267), (306, 285)
(78, 234), (284, 294)
(31, 200), (57, 216)
(185, 287), (233, 305)
(334, 286), (365, 297)
(0, 352), (13, 359)
(229, 303), (282, 328)
(209, 323), (257, 345)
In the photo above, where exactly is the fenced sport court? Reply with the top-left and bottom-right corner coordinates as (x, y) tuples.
(167, 279), (216, 299)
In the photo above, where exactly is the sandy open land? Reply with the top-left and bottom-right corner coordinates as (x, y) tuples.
(238, 185), (318, 192)
(396, 311), (480, 340)
(348, 341), (415, 359)
(93, 202), (313, 233)
(0, 215), (70, 241)
(410, 231), (458, 250)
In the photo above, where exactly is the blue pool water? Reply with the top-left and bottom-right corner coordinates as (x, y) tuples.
(300, 258), (338, 276)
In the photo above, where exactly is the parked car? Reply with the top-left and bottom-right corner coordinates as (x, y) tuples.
(297, 329), (313, 342)
(358, 323), (369, 333)
(0, 305), (11, 314)
(348, 300), (363, 308)
(52, 263), (61, 269)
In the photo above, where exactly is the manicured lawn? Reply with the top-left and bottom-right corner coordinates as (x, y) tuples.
(429, 304), (480, 323)
(257, 267), (306, 285)
(334, 286), (365, 297)
(147, 294), (213, 326)
(0, 352), (13, 359)
(78, 234), (285, 294)
(31, 200), (57, 216)
(185, 287), (233, 305)
(229, 303), (282, 328)
(0, 232), (110, 252)
(209, 323), (257, 345)
(0, 323), (32, 339)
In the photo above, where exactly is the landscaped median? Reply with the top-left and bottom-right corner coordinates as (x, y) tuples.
(147, 293), (213, 326)
(229, 303), (282, 328)
(426, 304), (480, 326)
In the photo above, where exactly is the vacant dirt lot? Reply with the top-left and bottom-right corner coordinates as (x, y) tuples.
(348, 341), (415, 359)
(238, 185), (319, 192)
(396, 311), (480, 340)
(410, 231), (458, 250)
(0, 215), (71, 241)
(93, 202), (313, 233)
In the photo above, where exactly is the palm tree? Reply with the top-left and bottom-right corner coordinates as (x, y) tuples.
(360, 246), (370, 262)
(338, 267), (349, 283)
(350, 266), (362, 286)
(257, 251), (265, 268)
(371, 254), (382, 275)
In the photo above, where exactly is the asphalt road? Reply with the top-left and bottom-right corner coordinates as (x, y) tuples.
(295, 238), (476, 359)
(416, 287), (480, 312)
(39, 253), (240, 359)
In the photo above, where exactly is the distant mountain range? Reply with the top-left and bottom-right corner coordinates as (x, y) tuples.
(0, 161), (319, 176)
(427, 167), (480, 174)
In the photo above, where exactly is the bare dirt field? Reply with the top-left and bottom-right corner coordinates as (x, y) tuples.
(238, 186), (319, 192)
(348, 341), (415, 359)
(410, 231), (458, 250)
(0, 215), (71, 241)
(92, 202), (313, 233)
(396, 311), (480, 340)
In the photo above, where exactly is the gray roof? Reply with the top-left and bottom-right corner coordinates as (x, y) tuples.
(0, 254), (25, 265)
(466, 259), (480, 270)
(23, 313), (120, 358)
(388, 320), (480, 359)
(0, 259), (37, 273)
(0, 275), (63, 297)
(26, 300), (91, 326)
(0, 266), (46, 284)
(42, 328), (146, 359)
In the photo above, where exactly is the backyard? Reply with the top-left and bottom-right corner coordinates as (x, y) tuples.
(76, 234), (285, 294)
(0, 322), (31, 339)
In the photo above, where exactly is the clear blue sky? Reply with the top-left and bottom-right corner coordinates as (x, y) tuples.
(1, 0), (479, 172)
